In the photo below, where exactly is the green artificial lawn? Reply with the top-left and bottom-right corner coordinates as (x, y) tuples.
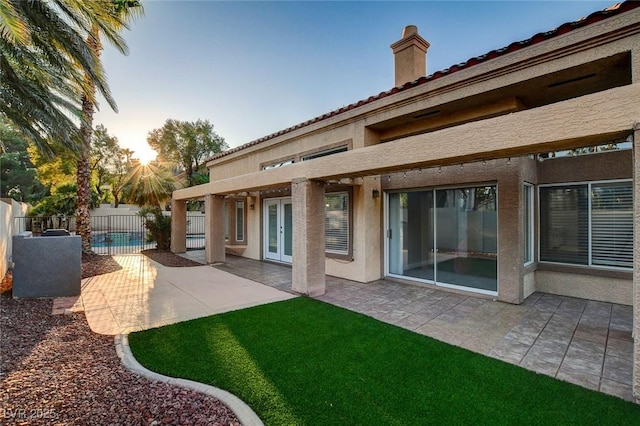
(129, 298), (640, 425)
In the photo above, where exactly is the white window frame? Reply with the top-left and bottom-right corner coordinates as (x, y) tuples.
(235, 200), (244, 242)
(537, 178), (632, 270)
(324, 192), (349, 255)
(223, 200), (229, 242)
(523, 183), (534, 266)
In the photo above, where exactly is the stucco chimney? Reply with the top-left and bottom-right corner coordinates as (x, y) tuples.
(390, 25), (430, 87)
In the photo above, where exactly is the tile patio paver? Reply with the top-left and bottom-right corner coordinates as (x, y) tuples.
(211, 253), (636, 402)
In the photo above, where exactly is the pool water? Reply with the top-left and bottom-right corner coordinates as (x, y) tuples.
(92, 231), (147, 247)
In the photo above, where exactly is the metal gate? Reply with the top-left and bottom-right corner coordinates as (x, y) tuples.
(14, 214), (205, 255)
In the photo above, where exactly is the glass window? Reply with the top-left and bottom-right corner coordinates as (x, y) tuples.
(540, 186), (589, 265)
(235, 200), (244, 242)
(302, 146), (348, 161)
(539, 181), (632, 268)
(223, 201), (229, 241)
(262, 159), (294, 170)
(325, 192), (349, 254)
(591, 182), (633, 268)
(523, 184), (534, 265)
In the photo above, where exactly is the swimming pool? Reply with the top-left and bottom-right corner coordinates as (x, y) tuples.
(92, 231), (147, 247)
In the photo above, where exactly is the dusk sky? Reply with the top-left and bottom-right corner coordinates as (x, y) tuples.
(94, 1), (615, 162)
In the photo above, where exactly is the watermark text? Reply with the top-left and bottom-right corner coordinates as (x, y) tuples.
(1, 408), (59, 420)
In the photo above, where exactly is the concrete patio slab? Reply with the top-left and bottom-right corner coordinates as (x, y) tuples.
(79, 254), (296, 335)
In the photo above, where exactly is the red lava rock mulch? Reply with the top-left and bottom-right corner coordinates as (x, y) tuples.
(0, 252), (240, 425)
(141, 249), (203, 267)
(0, 298), (240, 425)
(82, 252), (122, 279)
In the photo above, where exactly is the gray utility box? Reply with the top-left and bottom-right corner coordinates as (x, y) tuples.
(12, 231), (81, 298)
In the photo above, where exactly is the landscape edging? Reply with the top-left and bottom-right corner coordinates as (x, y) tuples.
(114, 333), (264, 426)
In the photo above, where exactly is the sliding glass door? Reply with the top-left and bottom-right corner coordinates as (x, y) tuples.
(387, 185), (497, 294)
(388, 191), (435, 281)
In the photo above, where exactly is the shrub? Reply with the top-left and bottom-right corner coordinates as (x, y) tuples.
(138, 206), (171, 251)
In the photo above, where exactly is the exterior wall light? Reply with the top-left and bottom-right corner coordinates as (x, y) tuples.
(372, 189), (380, 198)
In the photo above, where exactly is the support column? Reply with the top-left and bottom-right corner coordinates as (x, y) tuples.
(292, 178), (326, 296)
(205, 194), (225, 264)
(170, 199), (187, 253)
(361, 176), (383, 282)
(497, 169), (523, 304)
(633, 123), (640, 401)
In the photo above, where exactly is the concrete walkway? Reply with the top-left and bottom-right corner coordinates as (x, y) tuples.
(76, 254), (295, 335)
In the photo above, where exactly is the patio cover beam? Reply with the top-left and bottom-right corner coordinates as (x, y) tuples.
(173, 83), (640, 200)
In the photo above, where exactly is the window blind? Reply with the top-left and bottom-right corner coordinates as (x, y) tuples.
(539, 186), (589, 265)
(591, 182), (633, 268)
(325, 192), (349, 254)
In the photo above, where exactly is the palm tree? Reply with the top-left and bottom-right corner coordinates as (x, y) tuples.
(76, 0), (143, 252)
(124, 162), (176, 208)
(0, 0), (126, 157)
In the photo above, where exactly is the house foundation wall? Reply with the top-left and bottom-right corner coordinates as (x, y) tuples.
(535, 270), (632, 306)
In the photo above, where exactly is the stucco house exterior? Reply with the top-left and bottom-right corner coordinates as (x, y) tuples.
(171, 2), (640, 397)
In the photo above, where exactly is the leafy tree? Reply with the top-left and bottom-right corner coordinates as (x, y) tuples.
(76, 0), (144, 252)
(110, 148), (135, 208)
(27, 145), (77, 194)
(147, 119), (228, 187)
(30, 184), (78, 217)
(0, 0), (127, 156)
(124, 161), (176, 208)
(0, 120), (44, 201)
(90, 124), (135, 206)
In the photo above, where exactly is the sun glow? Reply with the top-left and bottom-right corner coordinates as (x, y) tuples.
(135, 145), (157, 165)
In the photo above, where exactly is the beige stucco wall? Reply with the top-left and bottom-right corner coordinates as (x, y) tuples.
(523, 271), (536, 300)
(537, 149), (632, 184)
(535, 270), (632, 306)
(209, 123), (359, 181)
(241, 194), (261, 260)
(0, 199), (29, 279)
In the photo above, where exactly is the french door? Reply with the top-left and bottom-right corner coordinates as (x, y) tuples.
(264, 198), (293, 263)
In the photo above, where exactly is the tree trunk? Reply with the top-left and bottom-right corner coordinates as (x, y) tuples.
(76, 25), (101, 252)
(76, 94), (93, 252)
(186, 163), (194, 187)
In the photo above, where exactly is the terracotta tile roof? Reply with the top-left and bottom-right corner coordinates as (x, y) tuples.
(208, 1), (639, 163)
